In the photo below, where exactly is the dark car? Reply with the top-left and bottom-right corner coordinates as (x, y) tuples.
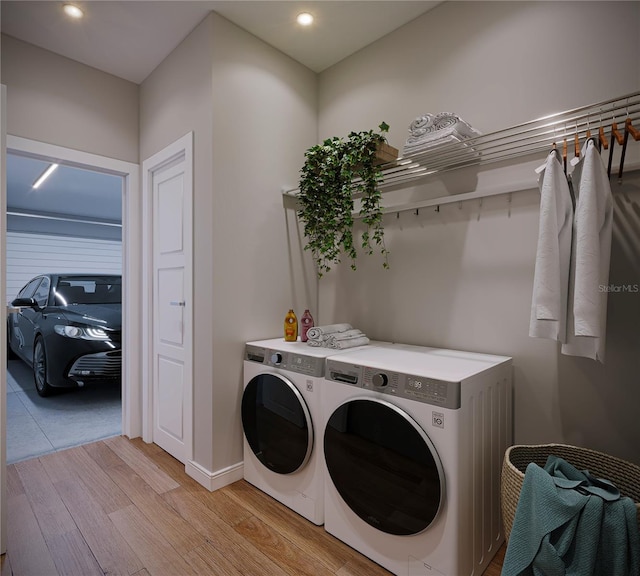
(7, 273), (122, 396)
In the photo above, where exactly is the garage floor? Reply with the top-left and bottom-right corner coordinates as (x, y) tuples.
(6, 358), (121, 464)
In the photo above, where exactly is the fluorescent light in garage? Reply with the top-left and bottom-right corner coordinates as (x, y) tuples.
(32, 163), (59, 189)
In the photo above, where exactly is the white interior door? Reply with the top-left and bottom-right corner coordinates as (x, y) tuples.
(143, 134), (193, 465)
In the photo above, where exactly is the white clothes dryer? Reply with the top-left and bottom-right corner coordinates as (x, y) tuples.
(322, 343), (513, 576)
(242, 337), (374, 525)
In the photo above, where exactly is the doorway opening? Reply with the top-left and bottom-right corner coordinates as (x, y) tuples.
(4, 136), (141, 463)
(6, 152), (123, 463)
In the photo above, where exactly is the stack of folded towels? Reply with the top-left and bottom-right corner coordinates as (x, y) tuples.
(402, 112), (481, 158)
(306, 323), (370, 349)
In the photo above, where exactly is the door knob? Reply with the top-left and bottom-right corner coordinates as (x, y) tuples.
(169, 301), (186, 307)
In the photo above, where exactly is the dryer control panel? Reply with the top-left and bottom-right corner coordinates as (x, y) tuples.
(245, 344), (326, 377)
(326, 359), (461, 409)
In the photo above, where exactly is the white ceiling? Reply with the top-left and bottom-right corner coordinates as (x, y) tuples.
(1, 1), (441, 83)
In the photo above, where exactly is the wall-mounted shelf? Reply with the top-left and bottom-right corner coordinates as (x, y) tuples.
(283, 90), (640, 215)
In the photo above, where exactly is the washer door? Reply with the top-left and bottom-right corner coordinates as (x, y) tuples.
(242, 373), (313, 474)
(324, 398), (445, 536)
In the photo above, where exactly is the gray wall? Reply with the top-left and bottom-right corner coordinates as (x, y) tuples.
(1, 35), (138, 163)
(140, 13), (317, 473)
(208, 14), (317, 472)
(314, 1), (640, 464)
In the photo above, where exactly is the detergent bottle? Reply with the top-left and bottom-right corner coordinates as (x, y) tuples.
(284, 309), (298, 342)
(300, 309), (314, 342)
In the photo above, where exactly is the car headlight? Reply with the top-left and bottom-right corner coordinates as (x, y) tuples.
(54, 325), (110, 341)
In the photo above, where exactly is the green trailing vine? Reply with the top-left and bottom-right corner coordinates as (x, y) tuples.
(297, 122), (391, 277)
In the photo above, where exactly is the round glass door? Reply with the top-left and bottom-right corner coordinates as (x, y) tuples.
(242, 373), (313, 474)
(324, 398), (444, 535)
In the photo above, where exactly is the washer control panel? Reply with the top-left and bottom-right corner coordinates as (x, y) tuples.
(325, 359), (461, 409)
(245, 344), (325, 377)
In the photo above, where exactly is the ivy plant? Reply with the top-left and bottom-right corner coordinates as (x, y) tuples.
(297, 122), (392, 277)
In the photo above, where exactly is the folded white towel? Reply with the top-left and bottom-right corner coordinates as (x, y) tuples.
(404, 133), (473, 154)
(306, 323), (352, 341)
(328, 336), (370, 349)
(403, 112), (481, 157)
(322, 330), (365, 347)
(404, 135), (480, 167)
(305, 327), (368, 349)
(328, 329), (363, 342)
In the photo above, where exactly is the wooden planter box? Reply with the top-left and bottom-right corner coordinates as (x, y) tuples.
(374, 142), (399, 165)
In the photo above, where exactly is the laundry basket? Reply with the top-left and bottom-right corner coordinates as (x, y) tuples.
(501, 443), (640, 541)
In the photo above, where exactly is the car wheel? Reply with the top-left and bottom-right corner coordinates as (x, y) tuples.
(33, 336), (54, 397)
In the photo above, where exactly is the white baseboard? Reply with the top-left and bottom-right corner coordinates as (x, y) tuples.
(186, 459), (244, 491)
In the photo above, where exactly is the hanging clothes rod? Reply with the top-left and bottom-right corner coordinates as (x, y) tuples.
(283, 90), (640, 208)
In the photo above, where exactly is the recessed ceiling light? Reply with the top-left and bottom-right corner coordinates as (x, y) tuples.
(296, 12), (314, 26)
(63, 4), (84, 19)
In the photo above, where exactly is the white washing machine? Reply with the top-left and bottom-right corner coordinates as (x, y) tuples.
(322, 343), (513, 576)
(242, 337), (375, 525)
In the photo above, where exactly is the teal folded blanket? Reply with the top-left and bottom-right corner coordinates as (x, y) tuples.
(502, 455), (640, 576)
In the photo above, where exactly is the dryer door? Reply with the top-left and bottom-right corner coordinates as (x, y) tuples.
(242, 373), (313, 474)
(324, 398), (445, 536)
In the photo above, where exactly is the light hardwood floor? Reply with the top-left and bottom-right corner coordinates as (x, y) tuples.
(1, 436), (505, 575)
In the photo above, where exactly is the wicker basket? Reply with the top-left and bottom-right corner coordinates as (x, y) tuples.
(501, 443), (640, 541)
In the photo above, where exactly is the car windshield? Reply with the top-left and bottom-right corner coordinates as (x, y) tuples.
(54, 276), (122, 306)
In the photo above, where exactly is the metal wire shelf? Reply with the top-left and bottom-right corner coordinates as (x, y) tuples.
(283, 90), (640, 214)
